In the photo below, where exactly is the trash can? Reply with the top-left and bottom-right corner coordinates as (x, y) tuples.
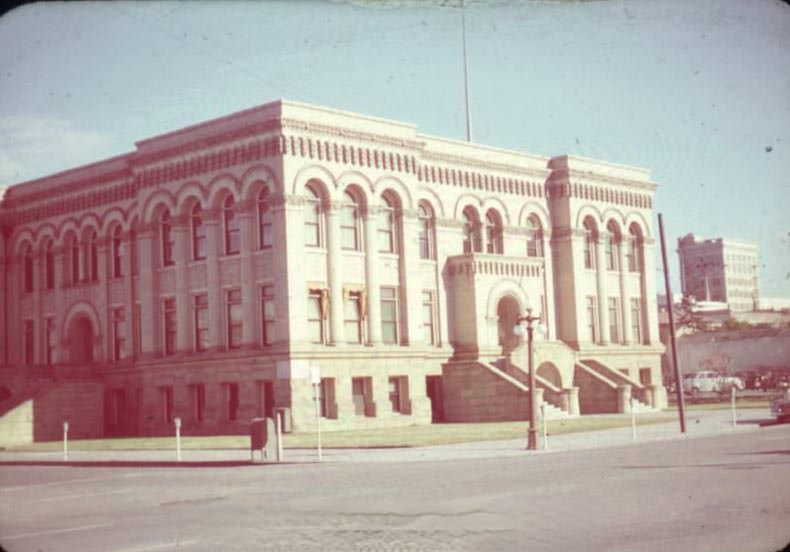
(250, 417), (268, 462)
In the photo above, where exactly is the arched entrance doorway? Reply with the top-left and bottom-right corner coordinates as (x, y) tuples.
(497, 295), (521, 355)
(537, 362), (562, 388)
(68, 316), (94, 364)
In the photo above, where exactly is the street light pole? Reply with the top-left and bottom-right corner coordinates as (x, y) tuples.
(516, 307), (541, 450)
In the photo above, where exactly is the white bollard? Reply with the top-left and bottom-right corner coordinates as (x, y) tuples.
(63, 421), (69, 461)
(731, 386), (737, 429)
(314, 383), (323, 462)
(540, 402), (549, 450)
(276, 412), (283, 462)
(174, 417), (182, 462)
(630, 397), (637, 440)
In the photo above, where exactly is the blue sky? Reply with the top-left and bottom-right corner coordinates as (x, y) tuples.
(0, 0), (788, 296)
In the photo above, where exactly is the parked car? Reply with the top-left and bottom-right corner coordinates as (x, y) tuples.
(771, 391), (790, 423)
(683, 371), (744, 395)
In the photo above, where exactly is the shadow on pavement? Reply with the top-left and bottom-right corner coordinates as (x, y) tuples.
(0, 460), (290, 468)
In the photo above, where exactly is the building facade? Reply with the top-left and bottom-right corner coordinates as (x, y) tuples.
(678, 234), (759, 312)
(0, 100), (666, 442)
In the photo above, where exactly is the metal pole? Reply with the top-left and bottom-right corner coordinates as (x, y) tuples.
(658, 213), (687, 433)
(541, 402), (548, 450)
(63, 421), (69, 461)
(314, 383), (322, 462)
(276, 411), (283, 462)
(527, 322), (538, 450)
(175, 417), (182, 462)
(630, 396), (637, 440)
(461, 0), (473, 142)
(731, 386), (737, 429)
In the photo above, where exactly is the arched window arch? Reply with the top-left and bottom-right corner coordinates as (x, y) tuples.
(418, 202), (436, 260)
(627, 223), (644, 273)
(87, 231), (99, 281)
(22, 243), (34, 293)
(160, 210), (174, 267)
(605, 220), (621, 271)
(223, 195), (240, 255)
(340, 190), (361, 251)
(583, 217), (598, 269)
(304, 184), (322, 247)
(112, 226), (124, 278)
(526, 215), (543, 258)
(462, 206), (482, 254)
(485, 209), (503, 255)
(377, 194), (398, 254)
(44, 239), (55, 290)
(191, 203), (206, 260)
(258, 187), (273, 249)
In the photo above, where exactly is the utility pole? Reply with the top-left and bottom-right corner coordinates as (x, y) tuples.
(461, 0), (473, 142)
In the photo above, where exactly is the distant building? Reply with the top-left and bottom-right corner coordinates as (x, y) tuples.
(677, 234), (759, 312)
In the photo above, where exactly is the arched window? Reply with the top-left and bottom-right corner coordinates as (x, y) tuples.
(22, 244), (34, 293)
(191, 203), (206, 260)
(526, 215), (543, 257)
(44, 240), (55, 290)
(462, 207), (481, 254)
(340, 191), (360, 251)
(605, 221), (621, 271)
(258, 188), (273, 249)
(223, 195), (240, 255)
(112, 226), (124, 278)
(69, 234), (81, 283)
(418, 203), (435, 260)
(378, 195), (397, 254)
(485, 210), (503, 255)
(88, 231), (99, 281)
(583, 218), (597, 269)
(627, 224), (643, 273)
(304, 185), (322, 247)
(161, 210), (174, 267)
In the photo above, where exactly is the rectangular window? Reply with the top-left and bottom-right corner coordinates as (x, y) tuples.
(304, 200), (321, 247)
(307, 290), (325, 344)
(608, 297), (620, 344)
(159, 386), (174, 423)
(190, 384), (206, 422)
(112, 307), (125, 361)
(256, 380), (275, 418)
(260, 285), (275, 346)
(380, 286), (399, 345)
(344, 292), (363, 344)
(389, 376), (411, 414)
(605, 236), (617, 271)
(194, 294), (209, 352)
(163, 298), (177, 355)
(630, 298), (642, 344)
(131, 232), (139, 276)
(224, 382), (240, 421)
(584, 237), (594, 269)
(422, 290), (436, 346)
(226, 289), (243, 349)
(340, 204), (359, 250)
(626, 239), (637, 272)
(319, 378), (337, 419)
(586, 296), (598, 343)
(45, 317), (55, 366)
(639, 368), (651, 386)
(24, 320), (34, 365)
(352, 377), (375, 417)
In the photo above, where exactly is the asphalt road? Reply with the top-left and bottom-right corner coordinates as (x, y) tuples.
(1, 426), (789, 552)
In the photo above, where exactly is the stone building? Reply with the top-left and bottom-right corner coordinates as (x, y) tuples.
(678, 234), (759, 312)
(0, 100), (666, 443)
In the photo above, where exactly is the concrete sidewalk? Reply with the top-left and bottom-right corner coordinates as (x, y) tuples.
(0, 408), (780, 466)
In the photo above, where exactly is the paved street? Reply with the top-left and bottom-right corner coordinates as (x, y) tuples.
(1, 412), (789, 552)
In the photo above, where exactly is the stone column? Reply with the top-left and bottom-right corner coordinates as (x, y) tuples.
(53, 247), (67, 363)
(642, 240), (660, 345)
(401, 208), (423, 345)
(619, 240), (631, 345)
(238, 200), (257, 347)
(595, 234), (609, 345)
(7, 256), (21, 365)
(562, 387), (580, 416)
(541, 230), (555, 341)
(325, 201), (344, 345)
(278, 194), (305, 346)
(173, 218), (191, 353)
(96, 238), (110, 362)
(617, 384), (632, 414)
(0, 237), (5, 366)
(137, 227), (159, 356)
(32, 256), (42, 363)
(363, 208), (382, 345)
(204, 211), (222, 351)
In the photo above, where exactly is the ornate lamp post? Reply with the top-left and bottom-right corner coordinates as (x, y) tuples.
(514, 306), (544, 450)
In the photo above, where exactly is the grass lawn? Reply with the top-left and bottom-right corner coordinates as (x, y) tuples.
(8, 412), (675, 452)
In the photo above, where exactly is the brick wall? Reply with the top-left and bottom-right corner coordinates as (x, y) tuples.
(441, 361), (529, 422)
